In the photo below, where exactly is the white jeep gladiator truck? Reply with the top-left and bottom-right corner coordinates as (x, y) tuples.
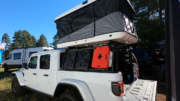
(12, 0), (157, 100)
(12, 45), (157, 101)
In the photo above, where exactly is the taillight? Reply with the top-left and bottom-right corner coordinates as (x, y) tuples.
(137, 65), (140, 78)
(111, 82), (124, 96)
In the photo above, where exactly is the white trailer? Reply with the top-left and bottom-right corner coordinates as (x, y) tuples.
(2, 47), (53, 71)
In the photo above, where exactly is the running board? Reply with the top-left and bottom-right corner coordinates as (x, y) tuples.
(124, 79), (157, 101)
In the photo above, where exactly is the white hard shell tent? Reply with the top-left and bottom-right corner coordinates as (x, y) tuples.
(55, 0), (138, 48)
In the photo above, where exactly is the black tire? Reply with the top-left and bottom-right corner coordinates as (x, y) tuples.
(12, 77), (25, 97)
(4, 68), (8, 72)
(56, 89), (82, 101)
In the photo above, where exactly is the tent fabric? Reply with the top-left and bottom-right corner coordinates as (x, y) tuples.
(58, 12), (125, 43)
(56, 0), (135, 44)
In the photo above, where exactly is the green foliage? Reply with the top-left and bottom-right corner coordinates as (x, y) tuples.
(52, 34), (60, 48)
(11, 30), (37, 49)
(2, 31), (49, 51)
(1, 31), (49, 59)
(2, 33), (11, 51)
(132, 0), (165, 44)
(1, 33), (10, 46)
(1, 33), (11, 59)
(36, 34), (48, 47)
(31, 36), (37, 47)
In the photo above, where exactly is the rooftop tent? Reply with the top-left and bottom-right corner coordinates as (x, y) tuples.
(55, 0), (136, 45)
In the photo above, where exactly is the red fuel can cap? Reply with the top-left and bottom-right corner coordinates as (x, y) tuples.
(92, 46), (110, 69)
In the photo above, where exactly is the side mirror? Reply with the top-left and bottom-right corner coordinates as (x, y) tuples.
(23, 63), (28, 69)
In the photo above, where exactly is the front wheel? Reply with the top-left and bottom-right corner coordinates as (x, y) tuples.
(12, 77), (25, 97)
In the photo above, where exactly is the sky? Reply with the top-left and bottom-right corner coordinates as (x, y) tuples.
(0, 0), (84, 44)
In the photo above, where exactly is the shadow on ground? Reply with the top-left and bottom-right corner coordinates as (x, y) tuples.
(0, 89), (54, 101)
(0, 69), (18, 80)
(0, 72), (13, 80)
(158, 82), (168, 94)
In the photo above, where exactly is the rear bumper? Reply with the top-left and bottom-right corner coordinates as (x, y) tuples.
(123, 79), (157, 101)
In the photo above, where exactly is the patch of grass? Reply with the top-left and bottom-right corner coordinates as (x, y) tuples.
(0, 67), (4, 72)
(0, 78), (14, 101)
(0, 78), (12, 91)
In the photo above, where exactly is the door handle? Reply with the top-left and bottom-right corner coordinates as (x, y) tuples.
(33, 73), (37, 75)
(43, 74), (49, 77)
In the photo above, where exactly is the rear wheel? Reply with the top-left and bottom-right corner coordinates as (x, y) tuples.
(12, 77), (25, 97)
(55, 89), (82, 101)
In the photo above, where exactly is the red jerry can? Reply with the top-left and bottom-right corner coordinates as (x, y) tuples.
(92, 46), (110, 69)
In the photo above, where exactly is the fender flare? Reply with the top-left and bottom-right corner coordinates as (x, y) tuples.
(56, 79), (95, 101)
(12, 70), (26, 86)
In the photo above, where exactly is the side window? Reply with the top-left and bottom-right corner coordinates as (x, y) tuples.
(13, 53), (21, 60)
(29, 56), (38, 69)
(61, 49), (92, 71)
(60, 53), (65, 68)
(75, 50), (92, 70)
(62, 51), (76, 70)
(40, 55), (50, 69)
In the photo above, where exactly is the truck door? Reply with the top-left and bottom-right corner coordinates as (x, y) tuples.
(24, 56), (38, 89)
(35, 54), (52, 94)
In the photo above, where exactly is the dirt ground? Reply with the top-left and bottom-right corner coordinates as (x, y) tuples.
(157, 94), (166, 101)
(157, 81), (168, 101)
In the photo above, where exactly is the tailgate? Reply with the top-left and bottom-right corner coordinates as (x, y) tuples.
(123, 79), (157, 101)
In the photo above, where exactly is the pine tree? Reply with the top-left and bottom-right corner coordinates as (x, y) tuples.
(31, 36), (37, 47)
(131, 0), (165, 45)
(11, 30), (37, 49)
(36, 34), (48, 47)
(1, 33), (10, 46)
(52, 34), (60, 48)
